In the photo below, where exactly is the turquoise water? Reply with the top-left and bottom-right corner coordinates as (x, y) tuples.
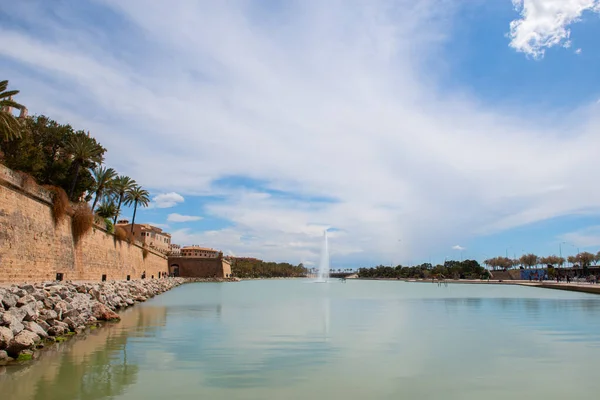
(3, 280), (600, 399)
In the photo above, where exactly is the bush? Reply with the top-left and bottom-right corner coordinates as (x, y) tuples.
(142, 248), (149, 259)
(114, 226), (127, 241)
(104, 218), (114, 233)
(44, 185), (70, 224)
(71, 203), (94, 242)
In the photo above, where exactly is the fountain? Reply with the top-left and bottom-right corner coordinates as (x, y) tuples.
(315, 230), (330, 283)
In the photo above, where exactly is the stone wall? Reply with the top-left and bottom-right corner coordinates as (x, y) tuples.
(0, 164), (168, 283)
(168, 256), (232, 278)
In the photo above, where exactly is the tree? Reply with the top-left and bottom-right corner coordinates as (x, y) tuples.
(95, 201), (119, 219)
(567, 255), (577, 267)
(91, 166), (117, 211)
(109, 175), (137, 225)
(125, 185), (150, 233)
(519, 253), (539, 269)
(0, 79), (26, 141)
(576, 252), (595, 268)
(67, 134), (104, 200)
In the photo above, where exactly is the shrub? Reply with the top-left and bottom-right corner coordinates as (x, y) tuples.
(142, 248), (149, 259)
(114, 226), (127, 241)
(44, 185), (70, 224)
(104, 218), (114, 233)
(71, 203), (94, 243)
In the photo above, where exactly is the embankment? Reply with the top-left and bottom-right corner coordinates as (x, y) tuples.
(0, 278), (186, 364)
(0, 163), (167, 283)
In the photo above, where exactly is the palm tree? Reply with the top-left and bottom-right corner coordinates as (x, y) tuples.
(91, 166), (117, 211)
(95, 201), (119, 219)
(67, 134), (103, 200)
(0, 79), (26, 141)
(125, 185), (150, 233)
(109, 175), (136, 225)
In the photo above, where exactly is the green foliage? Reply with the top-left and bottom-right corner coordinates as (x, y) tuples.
(96, 201), (119, 220)
(91, 166), (117, 210)
(104, 218), (115, 233)
(0, 79), (26, 141)
(125, 185), (150, 231)
(358, 260), (487, 280)
(231, 258), (308, 278)
(0, 115), (106, 201)
(109, 175), (136, 224)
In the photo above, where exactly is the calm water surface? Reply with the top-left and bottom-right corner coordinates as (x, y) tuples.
(3, 280), (600, 399)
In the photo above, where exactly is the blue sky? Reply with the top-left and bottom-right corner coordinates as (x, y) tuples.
(2, 0), (600, 268)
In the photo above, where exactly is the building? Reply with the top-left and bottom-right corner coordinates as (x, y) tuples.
(169, 244), (181, 256)
(168, 245), (232, 278)
(180, 245), (219, 258)
(116, 220), (172, 254)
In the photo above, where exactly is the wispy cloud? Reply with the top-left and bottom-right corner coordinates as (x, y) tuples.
(452, 245), (465, 251)
(167, 213), (202, 223)
(1, 1), (600, 265)
(150, 192), (184, 209)
(560, 226), (600, 248)
(509, 0), (600, 58)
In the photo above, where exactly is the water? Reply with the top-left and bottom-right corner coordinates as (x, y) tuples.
(3, 280), (600, 399)
(316, 231), (330, 282)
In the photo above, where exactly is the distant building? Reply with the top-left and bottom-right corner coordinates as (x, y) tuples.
(116, 220), (171, 254)
(180, 245), (219, 258)
(168, 245), (232, 278)
(169, 244), (181, 256)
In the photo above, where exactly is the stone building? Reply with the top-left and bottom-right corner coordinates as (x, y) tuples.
(116, 220), (172, 254)
(168, 245), (232, 278)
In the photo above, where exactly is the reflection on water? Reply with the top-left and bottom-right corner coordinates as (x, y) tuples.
(2, 281), (600, 400)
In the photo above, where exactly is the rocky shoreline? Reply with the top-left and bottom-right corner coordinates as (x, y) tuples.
(0, 277), (238, 365)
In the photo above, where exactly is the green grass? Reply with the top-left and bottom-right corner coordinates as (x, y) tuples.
(17, 353), (33, 361)
(55, 336), (67, 342)
(66, 331), (76, 336)
(90, 325), (97, 330)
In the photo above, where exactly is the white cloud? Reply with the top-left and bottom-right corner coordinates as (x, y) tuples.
(452, 245), (465, 251)
(509, 0), (600, 58)
(560, 226), (600, 248)
(575, 48), (583, 54)
(167, 213), (203, 223)
(2, 1), (600, 266)
(151, 192), (184, 209)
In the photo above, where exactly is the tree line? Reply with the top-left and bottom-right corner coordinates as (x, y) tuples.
(0, 79), (150, 234)
(231, 258), (308, 278)
(358, 260), (489, 280)
(484, 252), (600, 270)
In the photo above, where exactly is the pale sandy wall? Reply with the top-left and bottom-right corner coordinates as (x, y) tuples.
(0, 164), (168, 283)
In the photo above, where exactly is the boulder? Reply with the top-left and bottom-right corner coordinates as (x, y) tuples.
(0, 326), (13, 350)
(7, 307), (26, 322)
(21, 304), (38, 322)
(6, 330), (40, 357)
(39, 309), (58, 322)
(2, 313), (25, 335)
(62, 317), (77, 331)
(0, 350), (9, 366)
(91, 303), (120, 321)
(18, 284), (36, 294)
(16, 295), (36, 307)
(1, 294), (18, 310)
(47, 326), (66, 337)
(36, 320), (51, 331)
(69, 293), (92, 311)
(25, 321), (48, 339)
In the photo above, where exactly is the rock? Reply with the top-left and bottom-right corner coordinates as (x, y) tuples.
(21, 304), (38, 321)
(39, 309), (58, 323)
(68, 293), (91, 312)
(16, 295), (36, 307)
(0, 350), (9, 366)
(51, 320), (69, 330)
(75, 325), (86, 334)
(1, 294), (18, 310)
(36, 320), (50, 331)
(89, 288), (101, 301)
(62, 317), (77, 331)
(6, 330), (40, 357)
(0, 327), (13, 350)
(2, 313), (25, 335)
(47, 326), (66, 337)
(91, 303), (120, 321)
(25, 321), (48, 339)
(18, 284), (36, 294)
(7, 307), (26, 322)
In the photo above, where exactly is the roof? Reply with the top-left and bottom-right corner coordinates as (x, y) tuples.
(181, 246), (218, 252)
